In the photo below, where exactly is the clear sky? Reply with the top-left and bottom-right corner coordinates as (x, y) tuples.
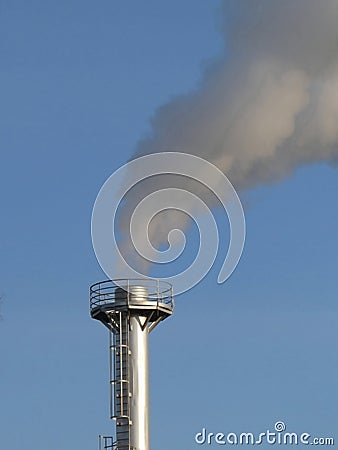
(1, 1), (337, 449)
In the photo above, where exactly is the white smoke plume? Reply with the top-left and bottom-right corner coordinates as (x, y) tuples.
(118, 0), (338, 270)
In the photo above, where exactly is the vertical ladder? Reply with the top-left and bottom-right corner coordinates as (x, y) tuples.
(110, 311), (132, 450)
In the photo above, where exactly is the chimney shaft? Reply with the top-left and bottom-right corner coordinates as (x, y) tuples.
(90, 279), (174, 450)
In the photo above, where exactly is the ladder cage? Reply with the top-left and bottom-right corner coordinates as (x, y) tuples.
(110, 312), (131, 420)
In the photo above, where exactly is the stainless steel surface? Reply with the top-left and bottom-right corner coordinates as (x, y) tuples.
(90, 279), (174, 450)
(128, 313), (149, 450)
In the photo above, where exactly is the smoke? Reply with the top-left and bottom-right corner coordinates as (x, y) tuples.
(118, 0), (338, 270)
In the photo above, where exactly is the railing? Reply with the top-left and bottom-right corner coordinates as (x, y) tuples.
(98, 435), (114, 450)
(98, 434), (136, 450)
(90, 278), (174, 312)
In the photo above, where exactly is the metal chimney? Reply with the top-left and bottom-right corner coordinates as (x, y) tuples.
(90, 278), (174, 450)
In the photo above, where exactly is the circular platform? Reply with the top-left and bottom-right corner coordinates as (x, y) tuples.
(90, 279), (174, 323)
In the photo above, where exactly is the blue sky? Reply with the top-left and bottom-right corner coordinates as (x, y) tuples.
(1, 1), (337, 449)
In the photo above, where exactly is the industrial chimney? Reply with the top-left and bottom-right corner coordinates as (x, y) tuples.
(90, 278), (174, 450)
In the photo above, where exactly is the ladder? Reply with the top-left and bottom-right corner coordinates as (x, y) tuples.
(109, 311), (133, 450)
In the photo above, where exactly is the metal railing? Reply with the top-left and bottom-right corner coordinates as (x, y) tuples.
(98, 434), (136, 450)
(98, 435), (114, 450)
(90, 278), (174, 312)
